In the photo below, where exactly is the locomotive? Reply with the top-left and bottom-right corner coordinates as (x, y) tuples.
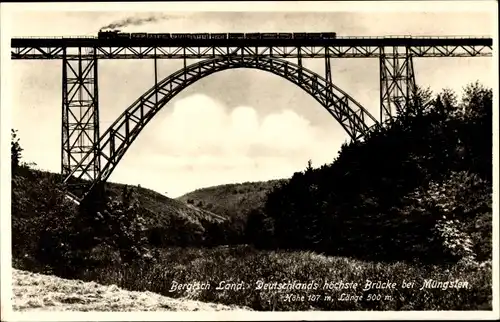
(97, 30), (337, 40)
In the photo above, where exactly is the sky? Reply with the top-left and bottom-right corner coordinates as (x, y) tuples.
(3, 2), (496, 198)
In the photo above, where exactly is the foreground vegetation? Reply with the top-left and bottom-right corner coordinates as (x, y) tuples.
(77, 245), (492, 311)
(10, 82), (493, 311)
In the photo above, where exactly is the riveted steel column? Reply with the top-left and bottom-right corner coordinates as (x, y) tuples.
(61, 47), (70, 177)
(325, 46), (332, 101)
(379, 45), (416, 124)
(61, 46), (100, 197)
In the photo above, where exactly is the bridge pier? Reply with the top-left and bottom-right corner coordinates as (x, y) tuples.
(298, 47), (303, 81)
(154, 47), (158, 106)
(325, 47), (332, 101)
(379, 46), (416, 123)
(61, 46), (101, 194)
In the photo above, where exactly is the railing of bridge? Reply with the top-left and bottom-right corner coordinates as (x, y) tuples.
(337, 35), (491, 39)
(11, 35), (492, 40)
(13, 36), (97, 39)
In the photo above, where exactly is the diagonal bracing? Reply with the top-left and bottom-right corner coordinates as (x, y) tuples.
(61, 47), (100, 193)
(379, 46), (416, 123)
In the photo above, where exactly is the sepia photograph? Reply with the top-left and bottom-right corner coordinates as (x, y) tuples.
(1, 1), (498, 320)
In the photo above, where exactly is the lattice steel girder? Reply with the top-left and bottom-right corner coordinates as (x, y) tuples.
(379, 46), (416, 123)
(12, 43), (492, 60)
(63, 56), (379, 200)
(61, 47), (100, 187)
(325, 47), (332, 101)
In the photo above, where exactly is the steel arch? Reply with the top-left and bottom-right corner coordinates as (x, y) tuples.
(64, 56), (379, 199)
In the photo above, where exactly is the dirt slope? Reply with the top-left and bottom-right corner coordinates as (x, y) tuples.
(11, 269), (251, 312)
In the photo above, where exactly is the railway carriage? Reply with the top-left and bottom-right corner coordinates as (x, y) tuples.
(158, 33), (171, 39)
(228, 33), (245, 39)
(293, 32), (307, 39)
(171, 33), (190, 39)
(322, 32), (337, 39)
(210, 33), (227, 40)
(278, 33), (293, 39)
(307, 32), (322, 39)
(97, 30), (338, 40)
(245, 33), (261, 39)
(146, 33), (162, 39)
(130, 33), (147, 39)
(261, 33), (278, 39)
(192, 33), (210, 40)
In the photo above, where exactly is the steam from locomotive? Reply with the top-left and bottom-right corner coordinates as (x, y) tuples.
(100, 14), (181, 30)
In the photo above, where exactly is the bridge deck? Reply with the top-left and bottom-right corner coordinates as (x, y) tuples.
(11, 36), (493, 48)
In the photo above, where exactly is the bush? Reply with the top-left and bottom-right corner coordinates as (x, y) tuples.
(78, 186), (155, 263)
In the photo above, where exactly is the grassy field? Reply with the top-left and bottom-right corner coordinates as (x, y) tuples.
(12, 268), (250, 312)
(76, 245), (492, 311)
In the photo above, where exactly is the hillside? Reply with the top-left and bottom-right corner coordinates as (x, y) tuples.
(177, 179), (287, 221)
(11, 167), (229, 262)
(15, 168), (226, 226)
(105, 180), (227, 227)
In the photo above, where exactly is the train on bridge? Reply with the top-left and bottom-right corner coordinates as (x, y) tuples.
(97, 30), (337, 40)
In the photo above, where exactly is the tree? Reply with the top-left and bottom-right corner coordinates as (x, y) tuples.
(306, 159), (313, 172)
(99, 186), (151, 263)
(245, 208), (275, 248)
(11, 129), (23, 172)
(460, 81), (492, 119)
(440, 88), (459, 116)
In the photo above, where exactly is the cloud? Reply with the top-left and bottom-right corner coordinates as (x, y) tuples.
(151, 94), (325, 158)
(111, 93), (344, 197)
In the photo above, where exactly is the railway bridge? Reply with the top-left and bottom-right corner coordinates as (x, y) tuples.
(11, 34), (493, 201)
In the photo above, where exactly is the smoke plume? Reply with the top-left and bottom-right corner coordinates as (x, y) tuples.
(100, 13), (180, 30)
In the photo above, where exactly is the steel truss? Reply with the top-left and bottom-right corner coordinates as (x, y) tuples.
(12, 43), (493, 60)
(379, 46), (416, 122)
(61, 47), (100, 192)
(63, 56), (378, 200)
